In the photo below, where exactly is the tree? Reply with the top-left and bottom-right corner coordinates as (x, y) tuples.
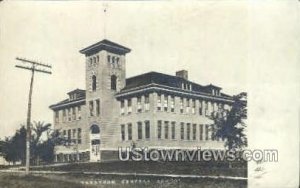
(210, 92), (247, 150)
(2, 126), (26, 164)
(1, 121), (66, 165)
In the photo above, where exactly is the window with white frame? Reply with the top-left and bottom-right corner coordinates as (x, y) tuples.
(170, 96), (175, 112)
(77, 106), (81, 120)
(186, 99), (190, 113)
(180, 97), (184, 113)
(191, 99), (195, 114)
(164, 94), (168, 112)
(145, 95), (150, 111)
(157, 94), (162, 111)
(127, 99), (132, 114)
(137, 96), (142, 112)
(120, 100), (125, 115)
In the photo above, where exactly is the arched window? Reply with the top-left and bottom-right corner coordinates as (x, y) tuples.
(111, 75), (117, 90)
(92, 75), (97, 91)
(90, 124), (100, 134)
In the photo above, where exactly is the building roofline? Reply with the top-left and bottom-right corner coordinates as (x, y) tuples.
(115, 83), (234, 103)
(49, 98), (85, 110)
(79, 39), (131, 55)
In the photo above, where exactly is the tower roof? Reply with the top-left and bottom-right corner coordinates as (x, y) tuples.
(79, 39), (131, 56)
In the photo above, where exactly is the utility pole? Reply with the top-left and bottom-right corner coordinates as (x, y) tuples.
(15, 57), (52, 174)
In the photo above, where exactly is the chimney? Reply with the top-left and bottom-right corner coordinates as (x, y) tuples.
(176, 70), (188, 80)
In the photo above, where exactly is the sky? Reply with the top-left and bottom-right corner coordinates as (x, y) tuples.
(0, 1), (299, 187)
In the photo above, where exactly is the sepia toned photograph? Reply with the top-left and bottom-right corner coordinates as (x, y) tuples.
(0, 1), (299, 188)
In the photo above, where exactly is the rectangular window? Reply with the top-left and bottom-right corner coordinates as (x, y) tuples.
(120, 100), (125, 115)
(171, 122), (175, 139)
(137, 97), (142, 112)
(67, 129), (71, 143)
(72, 107), (76, 120)
(157, 94), (162, 111)
(164, 121), (169, 139)
(164, 94), (168, 112)
(186, 123), (191, 140)
(127, 99), (132, 114)
(204, 101), (208, 116)
(211, 124), (215, 141)
(121, 124), (125, 141)
(186, 99), (190, 113)
(72, 129), (76, 143)
(89, 101), (94, 116)
(180, 98), (184, 113)
(128, 124), (132, 140)
(63, 130), (66, 138)
(192, 100), (195, 114)
(145, 95), (150, 111)
(199, 124), (203, 141)
(145, 121), (150, 139)
(78, 106), (81, 120)
(68, 109), (71, 121)
(199, 101), (203, 116)
(63, 110), (66, 122)
(107, 55), (111, 63)
(96, 99), (100, 116)
(205, 124), (209, 140)
(180, 123), (184, 140)
(157, 121), (162, 139)
(193, 124), (196, 140)
(55, 111), (59, 123)
(77, 128), (82, 144)
(170, 96), (175, 112)
(137, 122), (142, 140)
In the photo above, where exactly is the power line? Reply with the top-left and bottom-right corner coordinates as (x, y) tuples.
(15, 57), (52, 175)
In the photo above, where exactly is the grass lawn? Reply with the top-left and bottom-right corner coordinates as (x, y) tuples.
(0, 172), (247, 188)
(0, 173), (84, 188)
(32, 161), (247, 177)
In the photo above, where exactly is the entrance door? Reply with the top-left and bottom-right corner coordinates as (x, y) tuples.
(90, 124), (100, 162)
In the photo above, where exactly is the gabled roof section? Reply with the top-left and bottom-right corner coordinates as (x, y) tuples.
(67, 88), (85, 95)
(119, 71), (231, 100)
(49, 89), (86, 110)
(79, 39), (131, 56)
(122, 71), (208, 92)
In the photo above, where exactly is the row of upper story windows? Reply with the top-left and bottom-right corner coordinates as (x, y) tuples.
(120, 120), (222, 142)
(88, 54), (120, 67)
(60, 128), (82, 145)
(157, 121), (221, 141)
(91, 75), (117, 92)
(120, 93), (230, 116)
(121, 121), (150, 141)
(107, 55), (121, 68)
(55, 106), (81, 123)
